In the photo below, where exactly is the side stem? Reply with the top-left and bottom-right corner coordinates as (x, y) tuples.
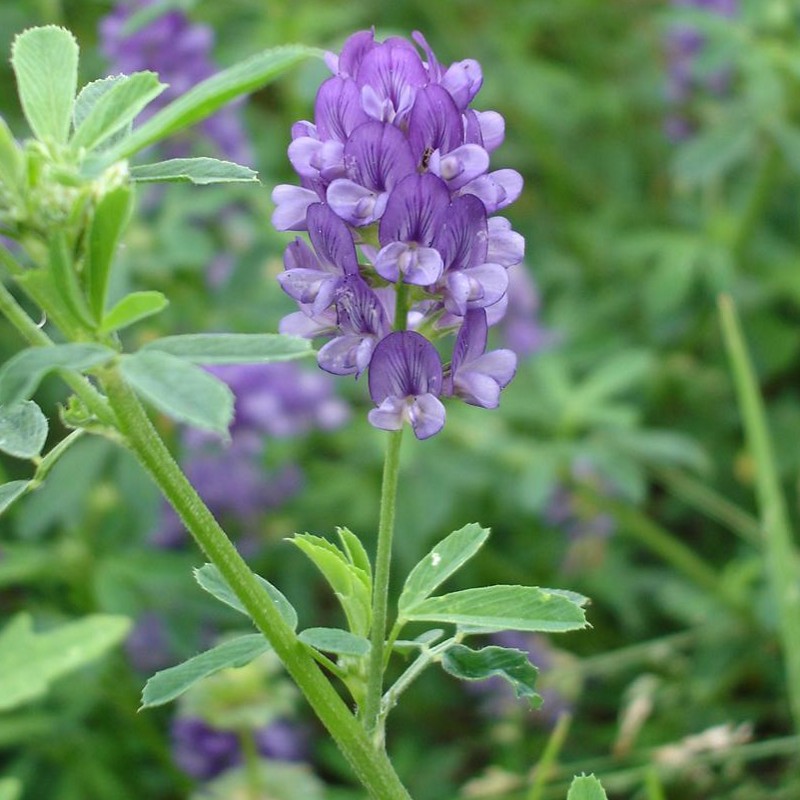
(718, 295), (800, 734)
(99, 366), (413, 800)
(363, 428), (404, 743)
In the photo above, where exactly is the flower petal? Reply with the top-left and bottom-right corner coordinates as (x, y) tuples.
(315, 77), (369, 142)
(368, 330), (443, 402)
(306, 203), (359, 274)
(408, 84), (463, 165)
(271, 185), (318, 231)
(379, 173), (450, 247)
(487, 216), (525, 266)
(408, 393), (446, 439)
(326, 179), (387, 226)
(460, 169), (523, 213)
(367, 396), (406, 432)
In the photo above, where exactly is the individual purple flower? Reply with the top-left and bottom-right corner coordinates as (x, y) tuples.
(99, 0), (252, 163)
(172, 716), (308, 781)
(273, 30), (528, 437)
(664, 0), (739, 141)
(368, 331), (445, 440)
(446, 309), (516, 409)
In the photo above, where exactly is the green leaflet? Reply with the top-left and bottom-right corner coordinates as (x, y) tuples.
(11, 26), (78, 144)
(140, 634), (271, 708)
(440, 644), (541, 707)
(0, 613), (130, 711)
(0, 401), (48, 459)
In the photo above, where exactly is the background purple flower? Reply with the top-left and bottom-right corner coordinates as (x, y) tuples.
(99, 0), (252, 162)
(664, 0), (739, 141)
(151, 362), (348, 548)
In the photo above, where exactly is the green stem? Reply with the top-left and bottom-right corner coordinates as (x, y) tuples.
(718, 294), (800, 734)
(363, 428), (404, 744)
(0, 279), (117, 426)
(731, 143), (781, 262)
(98, 366), (412, 800)
(572, 483), (744, 614)
(239, 729), (263, 800)
(527, 713), (572, 800)
(654, 466), (761, 547)
(379, 636), (459, 724)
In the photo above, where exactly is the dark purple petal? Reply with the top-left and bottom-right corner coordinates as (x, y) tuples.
(435, 193), (488, 272)
(368, 330), (443, 402)
(315, 77), (370, 142)
(408, 84), (463, 164)
(411, 30), (443, 82)
(335, 273), (391, 338)
(379, 173), (451, 247)
(271, 185), (318, 230)
(306, 203), (359, 275)
(452, 308), (488, 373)
(344, 121), (416, 193)
(335, 29), (377, 78)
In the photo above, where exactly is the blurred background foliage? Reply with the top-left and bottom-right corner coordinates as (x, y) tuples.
(1, 0), (800, 798)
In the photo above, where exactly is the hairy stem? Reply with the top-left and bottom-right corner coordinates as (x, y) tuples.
(99, 366), (413, 800)
(363, 428), (404, 743)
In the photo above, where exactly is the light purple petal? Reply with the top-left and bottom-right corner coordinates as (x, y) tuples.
(379, 173), (450, 246)
(367, 396), (406, 432)
(464, 262), (509, 309)
(271, 185), (318, 231)
(368, 330), (443, 402)
(289, 137), (345, 182)
(485, 293), (509, 326)
(278, 309), (335, 338)
(459, 169), (523, 213)
(408, 393), (446, 439)
(318, 334), (375, 376)
(470, 349), (517, 387)
(326, 179), (387, 226)
(452, 308), (488, 372)
(476, 110), (505, 152)
(284, 237), (318, 271)
(453, 371), (501, 408)
(487, 216), (525, 266)
(441, 59), (483, 109)
(375, 242), (443, 286)
(276, 268), (338, 310)
(429, 144), (489, 190)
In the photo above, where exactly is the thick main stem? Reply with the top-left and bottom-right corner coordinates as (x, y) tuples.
(363, 428), (404, 742)
(99, 367), (413, 800)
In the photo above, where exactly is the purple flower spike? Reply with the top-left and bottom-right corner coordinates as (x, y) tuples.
(368, 331), (445, 439)
(448, 309), (517, 408)
(274, 29), (527, 432)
